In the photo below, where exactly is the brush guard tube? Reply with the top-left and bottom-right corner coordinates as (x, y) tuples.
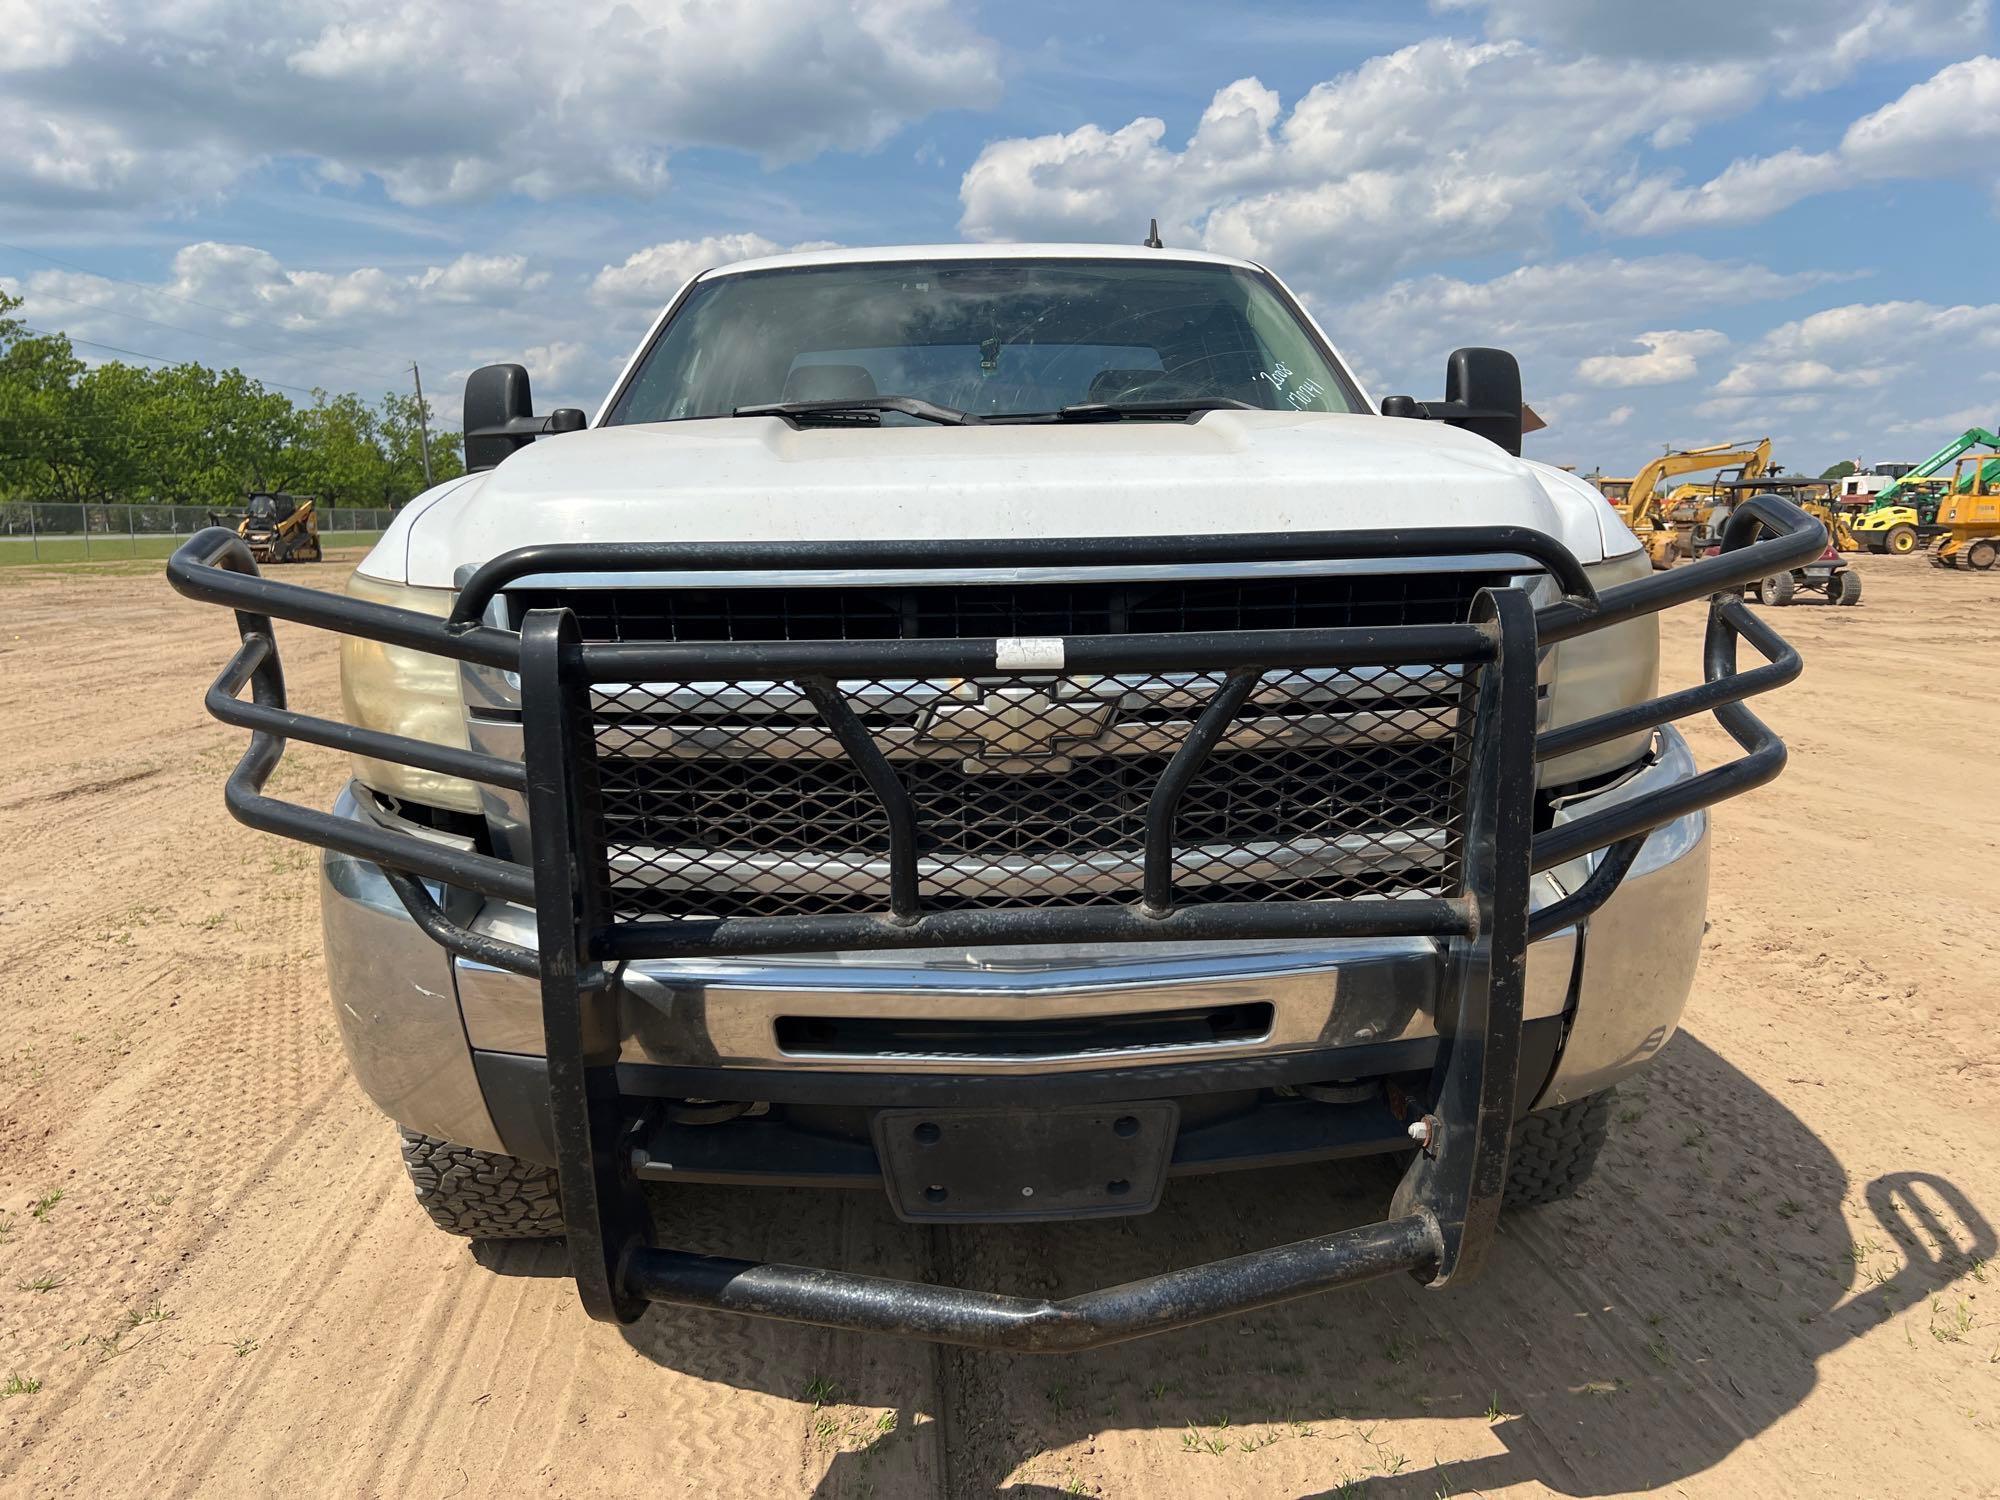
(167, 499), (1820, 1350)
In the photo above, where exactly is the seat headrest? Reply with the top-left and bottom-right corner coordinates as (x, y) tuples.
(781, 364), (880, 403)
(1086, 367), (1169, 402)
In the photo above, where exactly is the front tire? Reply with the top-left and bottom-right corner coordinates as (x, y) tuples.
(399, 1129), (563, 1239)
(1886, 524), (1918, 555)
(1836, 568), (1863, 605)
(1757, 571), (1796, 606)
(1507, 1092), (1613, 1208)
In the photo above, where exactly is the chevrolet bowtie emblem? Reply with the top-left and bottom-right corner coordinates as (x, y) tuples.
(917, 685), (1118, 768)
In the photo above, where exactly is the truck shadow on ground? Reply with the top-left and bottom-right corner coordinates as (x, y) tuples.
(480, 1031), (1992, 1497)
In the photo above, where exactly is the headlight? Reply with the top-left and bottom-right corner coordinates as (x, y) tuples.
(339, 573), (481, 814)
(1541, 548), (1660, 786)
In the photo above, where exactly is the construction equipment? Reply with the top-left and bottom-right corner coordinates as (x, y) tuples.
(1853, 427), (2000, 555)
(1929, 454), (2000, 570)
(1602, 440), (1772, 569)
(1871, 427), (1999, 506)
(1700, 478), (1861, 606)
(1813, 499), (1864, 555)
(234, 492), (322, 564)
(1852, 479), (1954, 554)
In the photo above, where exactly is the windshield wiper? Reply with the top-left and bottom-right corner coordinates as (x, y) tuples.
(733, 396), (978, 426)
(1051, 397), (1259, 422)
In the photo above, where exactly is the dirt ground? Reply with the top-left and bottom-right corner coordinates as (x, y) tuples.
(1, 551), (1996, 1499)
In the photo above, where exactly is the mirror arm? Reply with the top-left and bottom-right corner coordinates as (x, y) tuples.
(468, 409), (586, 441)
(1380, 397), (1512, 424)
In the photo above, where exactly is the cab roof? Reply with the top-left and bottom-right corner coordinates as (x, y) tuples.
(699, 242), (1268, 280)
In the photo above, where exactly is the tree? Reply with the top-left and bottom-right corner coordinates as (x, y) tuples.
(1820, 459), (1857, 482)
(0, 294), (464, 511)
(0, 292), (95, 500)
(291, 391), (391, 507)
(124, 363), (301, 504)
(377, 389), (464, 499)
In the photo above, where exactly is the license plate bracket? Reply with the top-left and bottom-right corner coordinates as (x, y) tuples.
(873, 1102), (1178, 1223)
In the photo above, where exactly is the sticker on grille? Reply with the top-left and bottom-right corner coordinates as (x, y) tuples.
(589, 664), (1475, 922)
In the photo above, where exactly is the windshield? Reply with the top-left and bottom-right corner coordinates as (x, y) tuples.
(604, 258), (1361, 425)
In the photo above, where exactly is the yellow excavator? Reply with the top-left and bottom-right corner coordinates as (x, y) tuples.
(1599, 440), (1772, 569)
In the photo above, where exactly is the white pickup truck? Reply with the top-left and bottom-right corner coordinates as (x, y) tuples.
(173, 242), (1820, 1348)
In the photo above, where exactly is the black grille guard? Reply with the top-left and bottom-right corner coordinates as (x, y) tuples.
(167, 498), (1820, 1350)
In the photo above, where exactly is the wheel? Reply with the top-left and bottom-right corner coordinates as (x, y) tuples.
(1506, 1092), (1613, 1208)
(1886, 524), (1918, 555)
(398, 1128), (563, 1239)
(1757, 571), (1796, 606)
(1969, 540), (1999, 571)
(1834, 568), (1862, 605)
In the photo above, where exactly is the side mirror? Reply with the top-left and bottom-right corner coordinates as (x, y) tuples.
(1443, 347), (1523, 456)
(1378, 347), (1526, 457)
(463, 363), (588, 471)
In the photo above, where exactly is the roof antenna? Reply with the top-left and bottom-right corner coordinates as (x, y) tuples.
(1142, 217), (1164, 249)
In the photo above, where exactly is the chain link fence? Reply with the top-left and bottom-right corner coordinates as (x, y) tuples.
(0, 502), (395, 563)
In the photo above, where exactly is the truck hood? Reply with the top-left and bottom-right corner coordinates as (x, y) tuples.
(370, 411), (1627, 588)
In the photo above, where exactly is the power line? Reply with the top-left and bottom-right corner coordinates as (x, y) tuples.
(16, 283), (393, 387)
(19, 326), (327, 397)
(0, 238), (397, 365)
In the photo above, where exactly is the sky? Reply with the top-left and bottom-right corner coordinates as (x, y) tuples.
(3, 0), (1998, 476)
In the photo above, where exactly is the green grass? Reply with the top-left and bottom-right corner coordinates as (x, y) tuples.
(0, 530), (382, 565)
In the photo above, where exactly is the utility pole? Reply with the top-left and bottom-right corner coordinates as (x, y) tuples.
(410, 363), (436, 489)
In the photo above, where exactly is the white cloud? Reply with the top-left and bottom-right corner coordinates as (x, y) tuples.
(1687, 299), (2000, 455)
(1452, 0), (1988, 82)
(958, 42), (1766, 290)
(7, 242), (607, 414)
(1842, 54), (2000, 175)
(1576, 329), (1730, 388)
(1604, 55), (2000, 233)
(520, 341), (590, 391)
(1328, 252), (1833, 407)
(1322, 253), (1891, 470)
(1884, 403), (2000, 434)
(1752, 299), (2000, 362)
(1341, 255), (1833, 346)
(412, 253), (548, 302)
(1714, 358), (1883, 395)
(0, 0), (1000, 215)
(589, 234), (838, 307)
(0, 0), (116, 69)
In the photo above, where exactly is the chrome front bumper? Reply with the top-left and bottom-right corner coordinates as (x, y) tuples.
(321, 728), (1708, 1152)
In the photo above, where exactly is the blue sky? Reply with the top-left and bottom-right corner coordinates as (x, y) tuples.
(4, 0), (1997, 475)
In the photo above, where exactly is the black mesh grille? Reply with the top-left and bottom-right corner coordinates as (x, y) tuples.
(539, 575), (1488, 925)
(512, 574), (1491, 642)
(589, 665), (1474, 923)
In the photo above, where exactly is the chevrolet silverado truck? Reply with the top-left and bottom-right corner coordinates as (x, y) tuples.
(170, 243), (1821, 1350)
